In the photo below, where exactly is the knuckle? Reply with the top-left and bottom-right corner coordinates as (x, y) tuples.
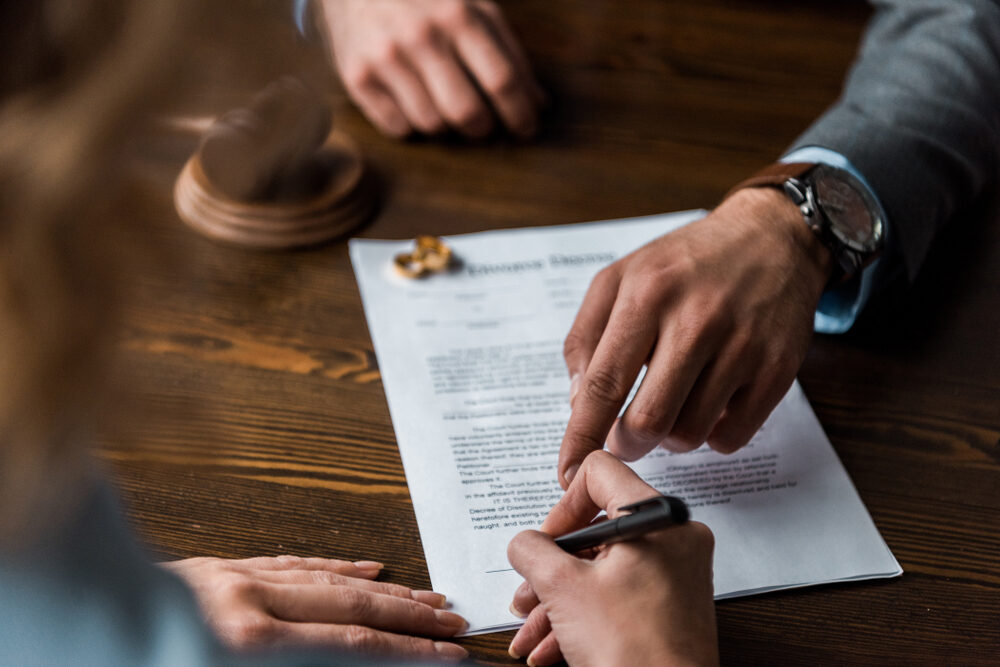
(562, 329), (594, 362)
(219, 574), (262, 602)
(342, 624), (382, 652)
(623, 408), (668, 444)
(404, 636), (437, 655)
(343, 63), (376, 91)
(309, 570), (342, 586)
(384, 582), (411, 598)
(436, 0), (474, 29)
(698, 299), (736, 335)
(671, 250), (698, 277)
(583, 367), (632, 406)
(401, 18), (437, 49)
(626, 277), (670, 309)
(562, 425), (607, 466)
(729, 328), (759, 361)
(664, 313), (705, 350)
(675, 307), (729, 352)
(222, 615), (278, 648)
(342, 587), (373, 619)
(371, 39), (403, 67)
(645, 252), (694, 288)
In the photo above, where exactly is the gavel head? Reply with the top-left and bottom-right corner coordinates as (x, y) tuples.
(198, 76), (332, 202)
(174, 76), (374, 249)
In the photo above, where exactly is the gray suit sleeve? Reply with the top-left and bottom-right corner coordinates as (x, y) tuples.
(790, 0), (1000, 281)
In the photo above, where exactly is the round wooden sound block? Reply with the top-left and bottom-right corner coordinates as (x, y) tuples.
(174, 130), (375, 249)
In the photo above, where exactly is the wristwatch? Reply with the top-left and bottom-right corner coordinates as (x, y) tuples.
(729, 162), (885, 278)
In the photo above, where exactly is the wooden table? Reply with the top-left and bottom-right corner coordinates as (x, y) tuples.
(101, 1), (1000, 664)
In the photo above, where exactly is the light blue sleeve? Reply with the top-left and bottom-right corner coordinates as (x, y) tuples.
(0, 480), (408, 667)
(293, 0), (309, 36)
(781, 146), (891, 334)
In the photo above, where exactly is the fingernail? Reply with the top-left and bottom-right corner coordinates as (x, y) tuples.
(564, 463), (580, 485)
(526, 652), (539, 667)
(569, 373), (581, 406)
(433, 642), (469, 660)
(352, 560), (383, 571)
(508, 641), (522, 659)
(508, 601), (527, 619)
(413, 590), (447, 608)
(435, 609), (468, 632)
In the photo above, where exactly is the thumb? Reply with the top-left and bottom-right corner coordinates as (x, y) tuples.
(507, 530), (583, 599)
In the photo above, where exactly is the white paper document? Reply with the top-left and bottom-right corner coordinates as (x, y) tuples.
(350, 212), (901, 635)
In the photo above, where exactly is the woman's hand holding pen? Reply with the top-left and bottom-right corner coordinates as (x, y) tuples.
(162, 555), (469, 661)
(506, 451), (719, 666)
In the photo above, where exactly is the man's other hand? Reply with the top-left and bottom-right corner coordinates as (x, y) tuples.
(318, 0), (544, 139)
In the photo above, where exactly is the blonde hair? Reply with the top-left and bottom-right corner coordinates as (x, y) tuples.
(0, 0), (193, 544)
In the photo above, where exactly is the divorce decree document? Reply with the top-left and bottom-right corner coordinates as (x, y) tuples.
(350, 212), (901, 635)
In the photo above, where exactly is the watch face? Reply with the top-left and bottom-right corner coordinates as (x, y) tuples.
(811, 165), (883, 253)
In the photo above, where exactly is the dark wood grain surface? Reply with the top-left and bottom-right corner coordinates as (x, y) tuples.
(99, 1), (999, 664)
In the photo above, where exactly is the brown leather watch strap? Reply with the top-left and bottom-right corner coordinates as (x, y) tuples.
(724, 162), (814, 201)
(724, 161), (855, 284)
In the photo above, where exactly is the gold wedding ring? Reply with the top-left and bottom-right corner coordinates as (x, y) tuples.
(393, 235), (453, 278)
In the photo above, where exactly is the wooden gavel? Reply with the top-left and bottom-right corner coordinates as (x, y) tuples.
(174, 76), (374, 249)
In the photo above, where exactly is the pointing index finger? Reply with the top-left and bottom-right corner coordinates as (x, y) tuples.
(562, 265), (620, 384)
(557, 297), (655, 488)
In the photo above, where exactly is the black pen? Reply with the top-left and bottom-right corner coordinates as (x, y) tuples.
(554, 495), (689, 553)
